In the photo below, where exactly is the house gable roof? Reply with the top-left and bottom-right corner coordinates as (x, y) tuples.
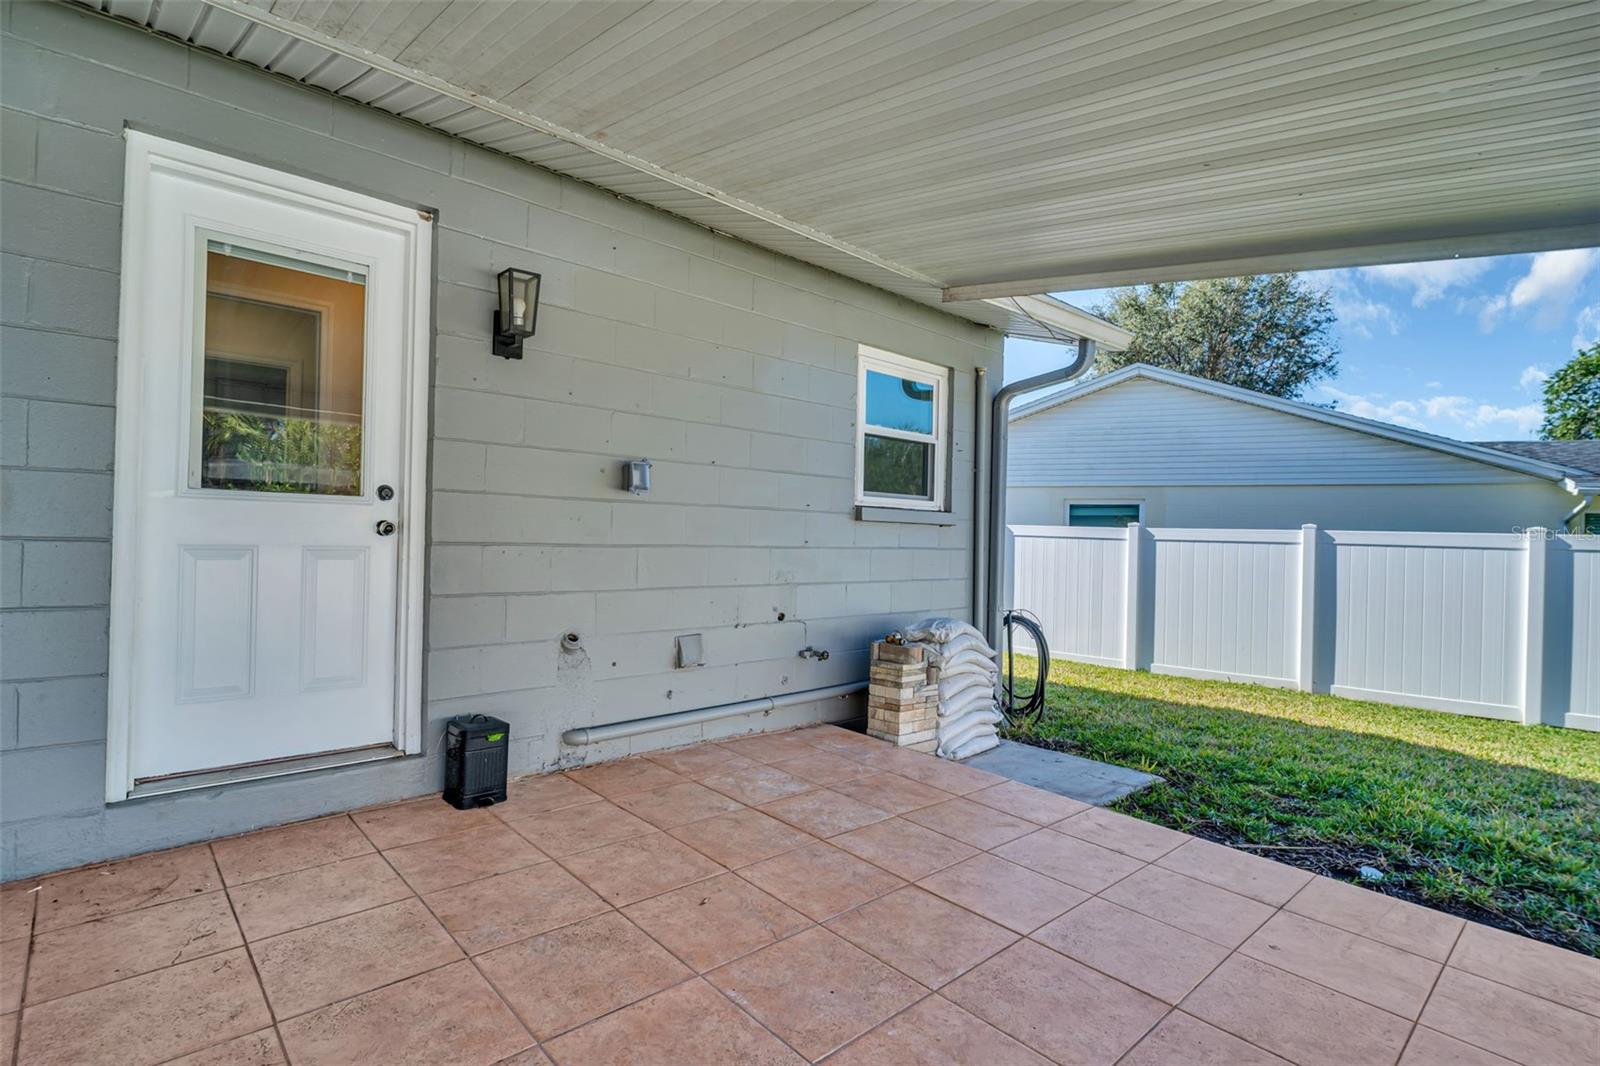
(1009, 364), (1577, 484)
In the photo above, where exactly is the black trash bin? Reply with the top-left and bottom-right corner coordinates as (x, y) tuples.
(444, 714), (509, 809)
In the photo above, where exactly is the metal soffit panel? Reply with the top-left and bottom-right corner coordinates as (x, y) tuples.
(73, 0), (1600, 328)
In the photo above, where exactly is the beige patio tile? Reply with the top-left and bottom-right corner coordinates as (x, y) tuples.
(165, 1030), (288, 1062)
(476, 911), (691, 1040)
(423, 861), (609, 955)
(850, 745), (944, 774)
(889, 755), (1009, 796)
(493, 1048), (552, 1066)
(250, 897), (461, 1018)
(667, 807), (815, 868)
(831, 817), (978, 880)
(493, 773), (602, 819)
(943, 938), (1168, 1065)
(828, 772), (954, 815)
(33, 844), (220, 932)
(759, 788), (893, 837)
(560, 831), (724, 906)
(799, 727), (885, 756)
(16, 947), (270, 1066)
(1032, 897), (1230, 1004)
(1398, 1027), (1519, 1066)
(1052, 807), (1189, 861)
(383, 823), (546, 894)
(917, 853), (1088, 934)
(901, 798), (1037, 849)
(1240, 910), (1442, 1019)
(738, 841), (904, 921)
(823, 994), (1052, 1066)
(1155, 838), (1312, 906)
(350, 795), (496, 850)
(623, 871), (810, 972)
(1120, 1010), (1292, 1066)
(501, 798), (655, 857)
(0, 881), (37, 942)
(612, 780), (747, 828)
(1285, 875), (1464, 961)
(211, 816), (372, 887)
(277, 961), (532, 1066)
(965, 779), (1089, 825)
(1181, 954), (1413, 1066)
(545, 977), (805, 1066)
(644, 742), (758, 780)
(1418, 967), (1600, 1066)
(992, 827), (1145, 893)
(717, 732), (823, 764)
(700, 764), (818, 806)
(771, 751), (879, 787)
(228, 852), (411, 941)
(26, 890), (241, 1004)
(562, 757), (686, 798)
(1448, 921), (1600, 1017)
(826, 886), (1016, 988)
(708, 926), (925, 1061)
(1, 936), (23, 1015)
(0, 1012), (13, 1066)
(164, 1029), (286, 1066)
(1100, 864), (1275, 948)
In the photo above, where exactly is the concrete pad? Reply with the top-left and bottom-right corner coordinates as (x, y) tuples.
(962, 740), (1161, 806)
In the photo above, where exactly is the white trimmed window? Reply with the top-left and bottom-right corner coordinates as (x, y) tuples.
(855, 345), (948, 511)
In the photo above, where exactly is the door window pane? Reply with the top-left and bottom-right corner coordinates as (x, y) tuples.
(863, 434), (932, 498)
(864, 369), (935, 434)
(196, 243), (366, 495)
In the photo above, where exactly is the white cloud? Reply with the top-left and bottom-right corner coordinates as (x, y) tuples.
(1320, 386), (1426, 429)
(1423, 381), (1442, 390)
(1463, 403), (1545, 434)
(1573, 302), (1600, 351)
(1320, 386), (1544, 438)
(1476, 293), (1507, 332)
(1509, 250), (1598, 327)
(1310, 269), (1399, 339)
(1519, 365), (1549, 391)
(1359, 258), (1494, 306)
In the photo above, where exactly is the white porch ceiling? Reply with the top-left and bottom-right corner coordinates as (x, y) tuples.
(76, 0), (1600, 336)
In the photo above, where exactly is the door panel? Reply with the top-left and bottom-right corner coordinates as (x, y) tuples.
(176, 546), (257, 702)
(300, 547), (370, 692)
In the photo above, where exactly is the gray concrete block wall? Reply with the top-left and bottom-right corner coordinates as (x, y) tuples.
(0, 2), (1001, 878)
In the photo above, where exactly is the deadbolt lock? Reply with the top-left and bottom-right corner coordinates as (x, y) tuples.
(377, 484), (395, 500)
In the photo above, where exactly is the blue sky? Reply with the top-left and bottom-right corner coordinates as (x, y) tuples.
(1003, 249), (1600, 441)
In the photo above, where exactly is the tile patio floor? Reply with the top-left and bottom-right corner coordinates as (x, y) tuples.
(2, 724), (1596, 1066)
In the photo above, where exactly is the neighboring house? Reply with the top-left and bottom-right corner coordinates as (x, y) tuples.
(1007, 365), (1600, 533)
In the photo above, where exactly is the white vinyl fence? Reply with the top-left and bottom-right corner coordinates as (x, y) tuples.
(1009, 524), (1599, 731)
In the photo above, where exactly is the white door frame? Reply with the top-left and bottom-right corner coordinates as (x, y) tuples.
(106, 131), (433, 802)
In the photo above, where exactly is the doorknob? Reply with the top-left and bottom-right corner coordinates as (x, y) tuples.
(376, 520), (397, 536)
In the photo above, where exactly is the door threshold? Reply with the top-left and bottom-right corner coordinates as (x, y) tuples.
(129, 744), (405, 799)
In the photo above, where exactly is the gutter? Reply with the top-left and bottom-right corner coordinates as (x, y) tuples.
(983, 336), (1098, 644)
(561, 681), (867, 746)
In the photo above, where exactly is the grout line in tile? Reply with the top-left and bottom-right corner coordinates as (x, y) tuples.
(209, 839), (278, 1046)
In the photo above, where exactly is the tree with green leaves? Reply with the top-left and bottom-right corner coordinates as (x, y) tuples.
(1093, 274), (1339, 400)
(1539, 344), (1599, 440)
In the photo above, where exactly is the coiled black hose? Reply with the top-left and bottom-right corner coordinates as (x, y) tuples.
(1001, 609), (1049, 727)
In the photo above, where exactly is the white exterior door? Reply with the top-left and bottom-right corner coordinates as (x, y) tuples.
(108, 134), (431, 796)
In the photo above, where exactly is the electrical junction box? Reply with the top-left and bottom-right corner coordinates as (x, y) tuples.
(444, 714), (509, 809)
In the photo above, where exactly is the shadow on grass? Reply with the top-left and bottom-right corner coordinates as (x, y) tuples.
(1006, 665), (1600, 957)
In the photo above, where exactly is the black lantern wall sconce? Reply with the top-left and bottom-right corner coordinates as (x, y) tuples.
(493, 268), (541, 359)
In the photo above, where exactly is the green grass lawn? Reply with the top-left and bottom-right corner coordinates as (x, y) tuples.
(1004, 657), (1600, 956)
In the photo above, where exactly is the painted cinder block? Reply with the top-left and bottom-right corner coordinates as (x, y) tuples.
(0, 10), (1000, 878)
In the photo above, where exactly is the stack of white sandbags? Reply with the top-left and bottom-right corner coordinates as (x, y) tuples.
(892, 618), (1002, 760)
